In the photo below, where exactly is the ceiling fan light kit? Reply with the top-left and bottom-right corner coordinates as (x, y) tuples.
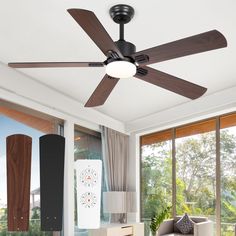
(106, 61), (136, 79)
(8, 4), (227, 107)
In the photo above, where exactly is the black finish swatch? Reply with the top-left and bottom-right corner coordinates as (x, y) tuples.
(40, 134), (65, 231)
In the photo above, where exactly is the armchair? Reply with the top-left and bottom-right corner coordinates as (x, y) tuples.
(157, 216), (213, 236)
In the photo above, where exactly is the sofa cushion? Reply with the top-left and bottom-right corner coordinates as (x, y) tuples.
(162, 234), (193, 236)
(173, 220), (181, 233)
(188, 216), (207, 223)
(175, 213), (194, 234)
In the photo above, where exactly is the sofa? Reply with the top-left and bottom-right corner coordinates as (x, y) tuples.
(157, 216), (213, 236)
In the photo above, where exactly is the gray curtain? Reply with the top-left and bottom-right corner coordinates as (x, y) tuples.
(101, 126), (129, 222)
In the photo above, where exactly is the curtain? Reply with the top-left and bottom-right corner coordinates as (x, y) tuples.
(101, 126), (129, 222)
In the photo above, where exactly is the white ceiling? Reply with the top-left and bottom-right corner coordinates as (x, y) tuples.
(0, 0), (235, 123)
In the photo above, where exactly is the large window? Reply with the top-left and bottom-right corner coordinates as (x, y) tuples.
(176, 120), (216, 223)
(140, 130), (172, 236)
(220, 114), (236, 236)
(74, 126), (108, 236)
(0, 102), (58, 236)
(141, 113), (236, 236)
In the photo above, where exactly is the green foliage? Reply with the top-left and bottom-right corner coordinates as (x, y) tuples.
(141, 142), (172, 219)
(0, 209), (7, 222)
(150, 206), (171, 236)
(31, 207), (40, 220)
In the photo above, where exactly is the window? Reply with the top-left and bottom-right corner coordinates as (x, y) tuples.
(0, 102), (59, 235)
(140, 130), (172, 236)
(140, 112), (236, 236)
(220, 114), (236, 236)
(74, 126), (108, 236)
(176, 120), (216, 228)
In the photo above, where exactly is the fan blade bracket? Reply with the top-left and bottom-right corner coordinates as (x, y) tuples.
(136, 67), (148, 77)
(106, 51), (120, 60)
(134, 54), (149, 65)
(107, 75), (118, 80)
(88, 62), (104, 67)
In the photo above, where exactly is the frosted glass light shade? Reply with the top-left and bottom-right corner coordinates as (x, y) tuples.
(106, 61), (136, 79)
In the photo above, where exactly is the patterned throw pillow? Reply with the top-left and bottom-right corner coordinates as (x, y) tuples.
(175, 213), (194, 234)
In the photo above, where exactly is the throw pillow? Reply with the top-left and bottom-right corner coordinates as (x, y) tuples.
(175, 213), (194, 234)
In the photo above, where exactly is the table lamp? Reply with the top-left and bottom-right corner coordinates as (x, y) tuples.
(103, 191), (136, 223)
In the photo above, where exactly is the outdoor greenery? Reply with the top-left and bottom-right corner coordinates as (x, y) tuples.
(176, 133), (216, 217)
(141, 129), (236, 236)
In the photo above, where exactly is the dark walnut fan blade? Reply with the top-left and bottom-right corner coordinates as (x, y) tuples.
(8, 62), (104, 68)
(85, 74), (119, 107)
(133, 30), (227, 65)
(67, 9), (123, 58)
(135, 66), (207, 99)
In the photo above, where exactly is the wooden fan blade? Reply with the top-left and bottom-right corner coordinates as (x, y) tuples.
(133, 30), (227, 65)
(8, 62), (104, 68)
(67, 9), (123, 58)
(7, 134), (32, 232)
(85, 74), (119, 107)
(135, 66), (207, 99)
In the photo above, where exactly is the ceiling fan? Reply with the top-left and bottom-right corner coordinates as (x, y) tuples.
(8, 4), (227, 107)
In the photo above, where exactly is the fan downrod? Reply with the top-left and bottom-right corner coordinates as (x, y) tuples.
(110, 5), (136, 57)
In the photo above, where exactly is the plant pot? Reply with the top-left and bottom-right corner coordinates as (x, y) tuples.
(150, 231), (158, 236)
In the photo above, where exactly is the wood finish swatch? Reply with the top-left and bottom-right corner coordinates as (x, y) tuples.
(40, 134), (65, 231)
(7, 134), (32, 232)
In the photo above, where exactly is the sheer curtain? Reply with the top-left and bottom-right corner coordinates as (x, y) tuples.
(101, 126), (129, 222)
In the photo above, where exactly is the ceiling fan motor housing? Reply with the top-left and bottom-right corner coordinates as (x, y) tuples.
(115, 40), (136, 57)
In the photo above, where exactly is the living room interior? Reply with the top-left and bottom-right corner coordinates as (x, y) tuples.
(0, 0), (236, 236)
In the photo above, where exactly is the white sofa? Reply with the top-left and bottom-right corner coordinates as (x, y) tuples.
(157, 216), (213, 236)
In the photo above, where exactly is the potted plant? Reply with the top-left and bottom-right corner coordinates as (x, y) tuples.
(150, 206), (171, 236)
